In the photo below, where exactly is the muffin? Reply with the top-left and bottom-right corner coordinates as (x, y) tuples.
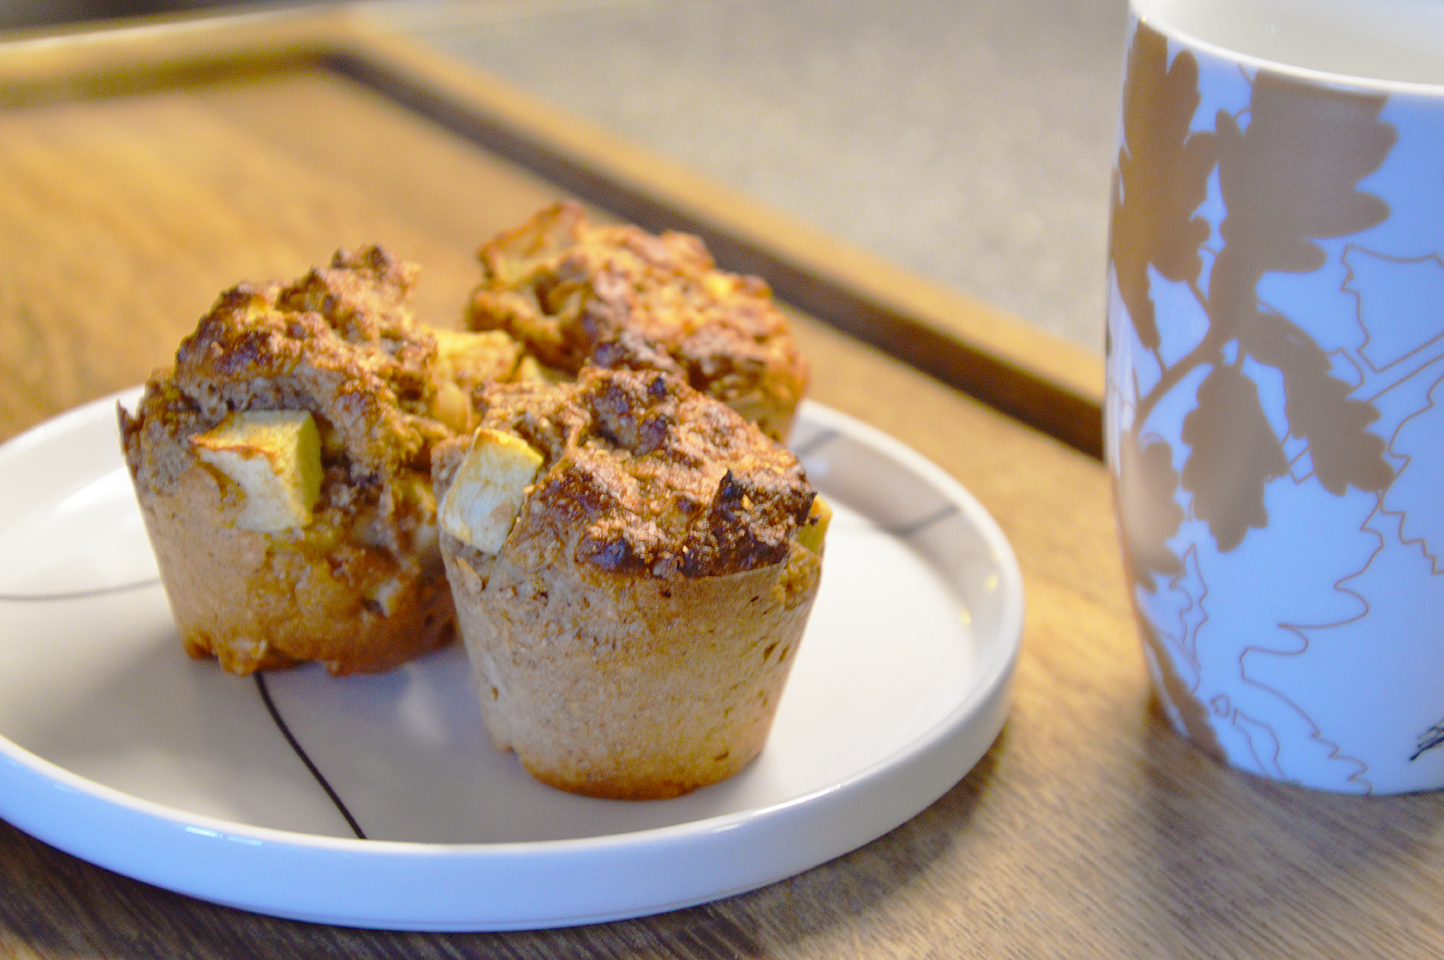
(432, 367), (830, 799)
(119, 246), (522, 675)
(465, 202), (809, 442)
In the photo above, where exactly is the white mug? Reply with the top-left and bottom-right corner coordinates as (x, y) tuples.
(1107, 0), (1444, 793)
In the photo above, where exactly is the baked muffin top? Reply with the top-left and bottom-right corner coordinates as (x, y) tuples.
(465, 202), (808, 441)
(438, 367), (817, 579)
(120, 247), (497, 562)
(161, 246), (450, 480)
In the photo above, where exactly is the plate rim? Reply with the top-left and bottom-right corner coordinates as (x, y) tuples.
(0, 391), (1024, 930)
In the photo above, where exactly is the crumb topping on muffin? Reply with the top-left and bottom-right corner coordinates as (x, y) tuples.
(465, 202), (808, 440)
(128, 252), (436, 554)
(117, 247), (499, 674)
(436, 367), (817, 579)
(166, 247), (445, 480)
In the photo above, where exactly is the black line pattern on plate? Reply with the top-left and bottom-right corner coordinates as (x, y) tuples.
(254, 672), (368, 840)
(789, 427), (842, 459)
(0, 577), (162, 602)
(888, 504), (961, 538)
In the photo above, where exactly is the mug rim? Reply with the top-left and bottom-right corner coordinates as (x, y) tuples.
(1134, 3), (1444, 98)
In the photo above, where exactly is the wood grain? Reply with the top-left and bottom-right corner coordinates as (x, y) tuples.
(0, 9), (1439, 959)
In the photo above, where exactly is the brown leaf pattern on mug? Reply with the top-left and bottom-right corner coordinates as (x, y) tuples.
(1180, 364), (1288, 552)
(1141, 617), (1226, 764)
(1207, 73), (1395, 342)
(1110, 24), (1217, 351)
(1240, 311), (1394, 495)
(1115, 20), (1397, 566)
(1116, 431), (1185, 590)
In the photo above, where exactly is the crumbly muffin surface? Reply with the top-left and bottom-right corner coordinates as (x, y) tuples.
(120, 246), (481, 674)
(465, 202), (808, 440)
(125, 248), (458, 554)
(168, 247), (444, 478)
(436, 367), (816, 580)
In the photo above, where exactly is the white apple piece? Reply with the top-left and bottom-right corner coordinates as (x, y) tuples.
(192, 410), (323, 533)
(439, 427), (544, 553)
(432, 328), (520, 381)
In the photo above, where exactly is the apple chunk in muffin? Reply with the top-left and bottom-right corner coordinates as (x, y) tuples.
(437, 428), (544, 553)
(190, 410), (323, 534)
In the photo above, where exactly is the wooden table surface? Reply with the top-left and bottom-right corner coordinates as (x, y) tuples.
(0, 10), (1440, 959)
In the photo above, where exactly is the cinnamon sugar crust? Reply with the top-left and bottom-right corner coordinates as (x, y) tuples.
(465, 202), (809, 441)
(434, 367), (817, 580)
(170, 246), (447, 480)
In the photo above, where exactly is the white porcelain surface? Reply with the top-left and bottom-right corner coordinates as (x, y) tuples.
(0, 391), (1022, 931)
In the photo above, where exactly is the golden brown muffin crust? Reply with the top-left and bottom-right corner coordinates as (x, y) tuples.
(465, 202), (808, 440)
(120, 246), (470, 675)
(435, 367), (816, 580)
(168, 247), (445, 482)
(433, 368), (824, 799)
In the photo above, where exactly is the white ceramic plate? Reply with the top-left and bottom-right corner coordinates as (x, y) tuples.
(0, 392), (1023, 931)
